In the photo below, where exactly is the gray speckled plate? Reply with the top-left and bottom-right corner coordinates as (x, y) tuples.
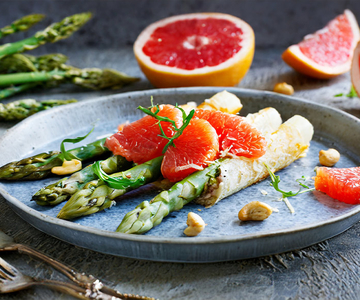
(0, 87), (360, 263)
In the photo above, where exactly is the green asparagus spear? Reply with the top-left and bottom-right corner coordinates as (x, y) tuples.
(0, 83), (39, 99)
(0, 137), (108, 180)
(57, 156), (163, 220)
(0, 14), (45, 39)
(0, 70), (66, 86)
(0, 53), (68, 73)
(116, 160), (222, 234)
(33, 155), (132, 206)
(0, 68), (138, 89)
(0, 98), (77, 121)
(0, 12), (91, 60)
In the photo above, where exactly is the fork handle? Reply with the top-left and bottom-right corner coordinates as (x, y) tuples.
(33, 279), (117, 300)
(10, 244), (156, 300)
(14, 244), (93, 285)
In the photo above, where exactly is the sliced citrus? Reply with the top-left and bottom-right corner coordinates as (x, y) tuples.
(282, 9), (360, 79)
(134, 13), (255, 88)
(314, 166), (360, 204)
(194, 109), (266, 158)
(161, 118), (219, 182)
(351, 41), (360, 96)
(105, 105), (183, 164)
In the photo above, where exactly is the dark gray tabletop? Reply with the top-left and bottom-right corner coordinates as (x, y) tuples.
(1, 1), (360, 299)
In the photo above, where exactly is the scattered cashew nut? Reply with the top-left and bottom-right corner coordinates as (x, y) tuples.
(319, 148), (340, 167)
(238, 201), (273, 221)
(273, 82), (294, 95)
(184, 212), (206, 237)
(51, 159), (82, 175)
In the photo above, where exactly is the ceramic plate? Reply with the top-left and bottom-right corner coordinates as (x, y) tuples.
(1, 87), (360, 262)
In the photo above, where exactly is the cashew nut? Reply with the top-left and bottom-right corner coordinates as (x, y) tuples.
(273, 82), (294, 95)
(238, 201), (273, 221)
(319, 148), (340, 167)
(184, 212), (206, 237)
(51, 159), (82, 175)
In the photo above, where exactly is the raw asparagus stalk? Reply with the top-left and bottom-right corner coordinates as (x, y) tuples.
(0, 12), (92, 59)
(0, 83), (38, 99)
(116, 160), (221, 234)
(57, 156), (163, 220)
(0, 14), (45, 39)
(0, 98), (77, 121)
(33, 155), (132, 206)
(0, 70), (66, 86)
(0, 137), (108, 180)
(0, 53), (68, 73)
(0, 68), (138, 89)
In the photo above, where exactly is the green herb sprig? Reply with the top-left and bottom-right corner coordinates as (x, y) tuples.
(59, 126), (94, 161)
(264, 163), (315, 198)
(138, 101), (195, 153)
(92, 161), (146, 189)
(334, 86), (358, 98)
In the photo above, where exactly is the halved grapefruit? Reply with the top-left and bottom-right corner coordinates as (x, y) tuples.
(105, 105), (183, 164)
(314, 166), (360, 204)
(351, 41), (360, 96)
(194, 109), (267, 159)
(282, 10), (360, 79)
(161, 118), (219, 182)
(134, 13), (255, 87)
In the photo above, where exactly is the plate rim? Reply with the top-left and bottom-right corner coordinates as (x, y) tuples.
(1, 87), (360, 257)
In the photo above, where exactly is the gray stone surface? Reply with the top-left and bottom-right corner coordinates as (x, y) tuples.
(1, 0), (360, 299)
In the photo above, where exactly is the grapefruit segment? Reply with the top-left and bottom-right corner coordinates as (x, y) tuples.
(134, 13), (255, 87)
(314, 166), (360, 204)
(282, 9), (360, 79)
(194, 109), (267, 159)
(161, 118), (219, 182)
(105, 105), (183, 164)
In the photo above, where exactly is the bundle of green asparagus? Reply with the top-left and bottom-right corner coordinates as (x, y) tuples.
(0, 13), (138, 99)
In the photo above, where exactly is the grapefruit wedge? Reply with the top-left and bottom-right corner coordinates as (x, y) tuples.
(105, 105), (183, 164)
(194, 109), (267, 159)
(314, 166), (360, 204)
(161, 118), (219, 182)
(134, 13), (255, 87)
(282, 10), (360, 79)
(351, 41), (360, 96)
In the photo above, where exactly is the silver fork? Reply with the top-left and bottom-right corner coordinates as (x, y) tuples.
(0, 256), (117, 299)
(0, 230), (156, 300)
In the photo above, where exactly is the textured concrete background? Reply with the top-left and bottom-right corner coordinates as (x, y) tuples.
(1, 0), (360, 299)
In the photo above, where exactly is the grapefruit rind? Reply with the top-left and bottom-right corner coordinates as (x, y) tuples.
(351, 41), (360, 96)
(134, 13), (255, 87)
(282, 9), (360, 79)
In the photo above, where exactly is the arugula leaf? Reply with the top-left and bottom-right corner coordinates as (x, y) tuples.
(138, 102), (195, 153)
(92, 161), (146, 189)
(334, 86), (358, 98)
(59, 126), (94, 161)
(264, 163), (315, 198)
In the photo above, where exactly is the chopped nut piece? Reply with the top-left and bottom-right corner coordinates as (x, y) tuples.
(184, 212), (206, 236)
(51, 159), (82, 175)
(319, 148), (340, 166)
(238, 201), (273, 221)
(274, 82), (294, 95)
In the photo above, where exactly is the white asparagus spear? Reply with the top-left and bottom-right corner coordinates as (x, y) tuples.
(196, 114), (314, 207)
